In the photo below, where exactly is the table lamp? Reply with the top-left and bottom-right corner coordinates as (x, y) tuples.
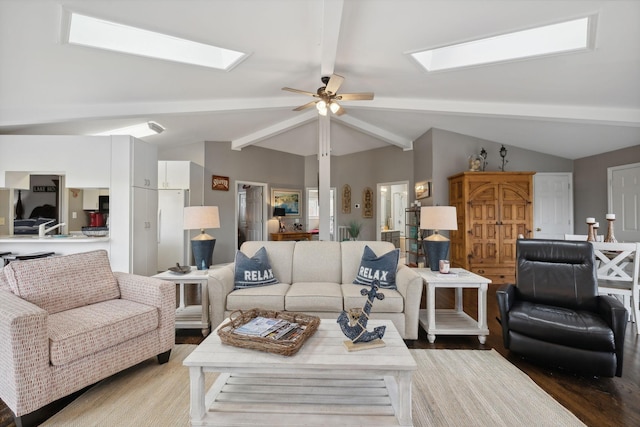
(184, 206), (220, 270)
(273, 207), (286, 232)
(420, 206), (458, 271)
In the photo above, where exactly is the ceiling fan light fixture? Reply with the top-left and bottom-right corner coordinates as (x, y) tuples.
(329, 101), (340, 114)
(316, 100), (327, 111)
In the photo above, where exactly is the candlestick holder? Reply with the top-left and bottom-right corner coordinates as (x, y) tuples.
(593, 223), (599, 242)
(605, 218), (617, 243)
(586, 219), (596, 242)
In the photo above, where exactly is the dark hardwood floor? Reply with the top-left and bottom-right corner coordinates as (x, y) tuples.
(2, 284), (639, 426)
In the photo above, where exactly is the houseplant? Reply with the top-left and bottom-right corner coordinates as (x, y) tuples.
(347, 220), (362, 240)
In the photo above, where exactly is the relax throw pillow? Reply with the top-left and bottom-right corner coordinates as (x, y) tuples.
(234, 246), (279, 289)
(353, 245), (400, 289)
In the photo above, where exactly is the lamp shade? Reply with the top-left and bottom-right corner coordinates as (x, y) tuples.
(273, 207), (286, 217)
(183, 206), (220, 231)
(419, 206), (458, 231)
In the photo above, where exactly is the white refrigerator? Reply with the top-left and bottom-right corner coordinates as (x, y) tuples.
(157, 189), (190, 270)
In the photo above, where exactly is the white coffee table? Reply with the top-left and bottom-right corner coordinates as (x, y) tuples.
(416, 268), (491, 344)
(183, 318), (416, 426)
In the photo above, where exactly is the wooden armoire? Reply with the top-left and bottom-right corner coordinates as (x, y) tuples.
(448, 171), (535, 284)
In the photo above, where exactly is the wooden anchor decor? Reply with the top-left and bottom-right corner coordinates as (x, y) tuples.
(337, 280), (387, 351)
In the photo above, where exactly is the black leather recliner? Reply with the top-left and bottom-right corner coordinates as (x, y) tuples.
(496, 239), (627, 377)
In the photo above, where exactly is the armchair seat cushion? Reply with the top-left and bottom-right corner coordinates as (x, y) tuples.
(285, 282), (343, 312)
(48, 299), (158, 366)
(508, 300), (616, 352)
(342, 284), (404, 313)
(226, 282), (290, 311)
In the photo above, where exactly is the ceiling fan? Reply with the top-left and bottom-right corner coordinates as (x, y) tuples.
(282, 74), (374, 116)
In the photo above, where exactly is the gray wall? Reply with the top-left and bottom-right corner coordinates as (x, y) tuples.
(333, 146), (414, 241)
(203, 142), (305, 264)
(574, 145), (640, 230)
(192, 128), (609, 264)
(158, 141), (206, 166)
(430, 129), (574, 207)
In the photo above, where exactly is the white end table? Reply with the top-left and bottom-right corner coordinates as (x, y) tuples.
(153, 268), (210, 337)
(415, 268), (491, 344)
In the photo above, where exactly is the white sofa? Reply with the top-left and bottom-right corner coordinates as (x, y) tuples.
(208, 240), (423, 339)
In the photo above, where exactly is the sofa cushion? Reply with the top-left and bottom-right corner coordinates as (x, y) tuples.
(292, 241), (342, 284)
(508, 300), (616, 352)
(3, 250), (120, 314)
(240, 241), (296, 284)
(226, 283), (290, 311)
(285, 282), (343, 312)
(353, 245), (399, 289)
(342, 284), (404, 313)
(48, 298), (158, 366)
(234, 246), (279, 289)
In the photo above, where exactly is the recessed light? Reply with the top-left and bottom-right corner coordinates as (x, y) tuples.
(409, 16), (596, 72)
(63, 11), (247, 71)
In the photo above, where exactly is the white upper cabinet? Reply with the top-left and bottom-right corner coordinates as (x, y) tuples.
(132, 140), (158, 189)
(158, 160), (191, 189)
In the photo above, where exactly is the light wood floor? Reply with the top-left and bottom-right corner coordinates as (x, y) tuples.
(2, 285), (639, 427)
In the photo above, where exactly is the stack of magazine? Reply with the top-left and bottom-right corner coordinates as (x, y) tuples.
(233, 316), (306, 341)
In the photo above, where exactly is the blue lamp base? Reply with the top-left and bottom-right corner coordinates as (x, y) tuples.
(422, 240), (450, 271)
(191, 238), (216, 270)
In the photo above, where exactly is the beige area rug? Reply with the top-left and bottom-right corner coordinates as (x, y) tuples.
(42, 345), (585, 427)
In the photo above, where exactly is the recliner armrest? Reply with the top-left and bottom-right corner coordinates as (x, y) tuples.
(495, 284), (516, 348)
(598, 295), (627, 376)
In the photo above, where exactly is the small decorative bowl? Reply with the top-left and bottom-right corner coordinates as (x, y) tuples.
(169, 265), (191, 274)
(81, 226), (109, 237)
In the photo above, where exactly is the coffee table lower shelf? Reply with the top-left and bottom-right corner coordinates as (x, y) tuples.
(194, 372), (404, 426)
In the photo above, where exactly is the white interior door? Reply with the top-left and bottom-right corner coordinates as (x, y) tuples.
(245, 186), (263, 241)
(609, 162), (640, 242)
(533, 173), (573, 239)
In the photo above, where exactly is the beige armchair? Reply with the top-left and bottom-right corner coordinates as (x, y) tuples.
(0, 250), (175, 427)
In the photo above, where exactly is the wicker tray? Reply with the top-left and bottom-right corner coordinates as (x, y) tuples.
(217, 308), (320, 356)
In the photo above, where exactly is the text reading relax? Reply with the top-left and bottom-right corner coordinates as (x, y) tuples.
(358, 267), (388, 282)
(244, 269), (274, 281)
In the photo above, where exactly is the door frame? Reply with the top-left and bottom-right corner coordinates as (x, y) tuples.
(376, 180), (409, 242)
(234, 180), (268, 250)
(608, 162), (640, 242)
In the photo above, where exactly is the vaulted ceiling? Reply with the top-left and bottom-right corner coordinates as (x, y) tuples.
(1, 0), (639, 159)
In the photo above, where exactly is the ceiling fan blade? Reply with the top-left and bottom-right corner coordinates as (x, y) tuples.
(338, 92), (374, 101)
(282, 87), (316, 97)
(325, 74), (345, 95)
(293, 101), (318, 111)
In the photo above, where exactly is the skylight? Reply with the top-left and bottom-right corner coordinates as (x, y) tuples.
(63, 11), (247, 71)
(410, 16), (595, 72)
(93, 122), (165, 138)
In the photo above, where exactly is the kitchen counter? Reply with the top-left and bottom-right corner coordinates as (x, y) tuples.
(0, 235), (109, 243)
(0, 234), (111, 259)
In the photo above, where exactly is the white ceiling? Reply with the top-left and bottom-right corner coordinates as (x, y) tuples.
(1, 0), (639, 159)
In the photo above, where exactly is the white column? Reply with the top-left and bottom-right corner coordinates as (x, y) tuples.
(318, 114), (331, 241)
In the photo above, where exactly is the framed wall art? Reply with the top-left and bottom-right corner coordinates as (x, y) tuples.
(363, 187), (374, 218)
(342, 184), (351, 214)
(415, 180), (432, 199)
(272, 188), (302, 217)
